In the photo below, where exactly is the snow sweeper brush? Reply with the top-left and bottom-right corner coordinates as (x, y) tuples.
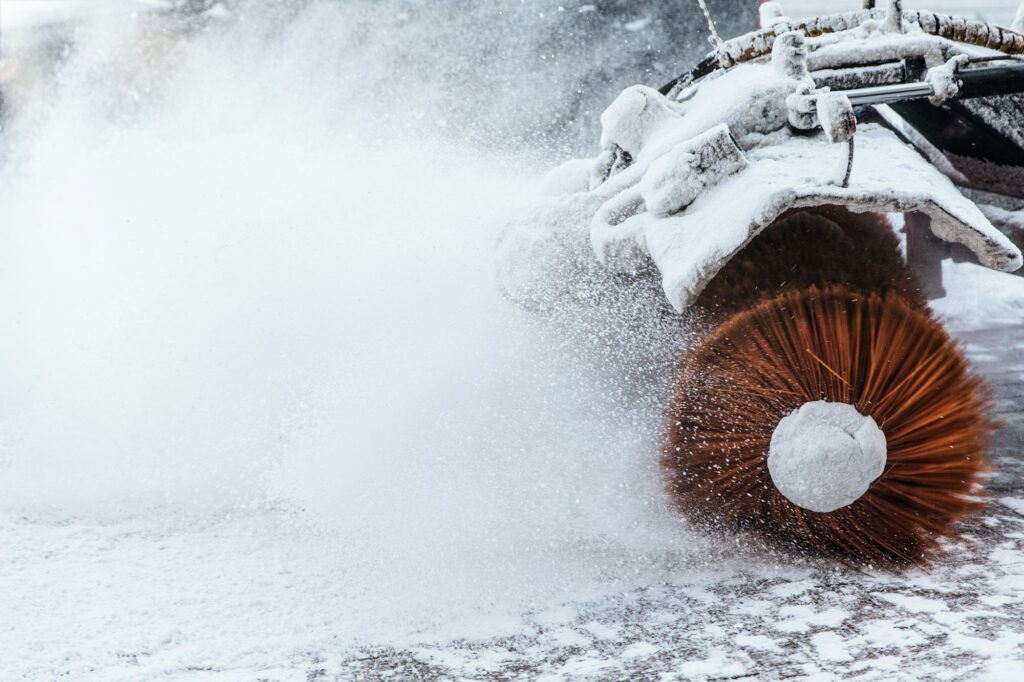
(497, 0), (1024, 569)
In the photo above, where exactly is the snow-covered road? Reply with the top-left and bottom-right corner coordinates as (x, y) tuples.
(3, 263), (1024, 681)
(335, 316), (1024, 681)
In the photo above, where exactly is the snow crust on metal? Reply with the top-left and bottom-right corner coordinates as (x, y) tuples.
(710, 8), (1024, 74)
(768, 401), (887, 514)
(498, 14), (1024, 313)
(642, 120), (1021, 311)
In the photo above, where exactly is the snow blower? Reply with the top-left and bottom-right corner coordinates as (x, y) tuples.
(497, 0), (1024, 569)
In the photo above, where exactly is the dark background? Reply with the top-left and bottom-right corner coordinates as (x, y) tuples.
(289, 0), (760, 155)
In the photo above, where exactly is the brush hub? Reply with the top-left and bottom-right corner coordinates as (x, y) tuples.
(768, 401), (887, 513)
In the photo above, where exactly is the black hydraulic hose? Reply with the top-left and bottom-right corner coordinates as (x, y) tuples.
(957, 62), (1024, 100)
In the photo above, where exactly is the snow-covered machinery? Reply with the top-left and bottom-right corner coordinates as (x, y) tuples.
(498, 0), (1024, 569)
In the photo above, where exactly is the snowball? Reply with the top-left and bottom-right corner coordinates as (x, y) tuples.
(768, 401), (887, 513)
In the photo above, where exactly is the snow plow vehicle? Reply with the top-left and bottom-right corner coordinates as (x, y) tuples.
(497, 0), (1024, 569)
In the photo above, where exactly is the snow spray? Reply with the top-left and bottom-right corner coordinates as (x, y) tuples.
(0, 1), (749, 649)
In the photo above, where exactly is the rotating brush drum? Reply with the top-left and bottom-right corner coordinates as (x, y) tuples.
(662, 208), (995, 569)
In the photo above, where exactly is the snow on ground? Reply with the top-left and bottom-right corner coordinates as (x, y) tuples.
(934, 260), (1024, 331)
(2, 2), (1024, 681)
(0, 5), (693, 679)
(6, 302), (1024, 681)
(318, 268), (1024, 681)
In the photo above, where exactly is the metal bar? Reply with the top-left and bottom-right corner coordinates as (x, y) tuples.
(905, 212), (947, 299)
(844, 81), (934, 106)
(843, 64), (1024, 106)
(695, 0), (723, 48)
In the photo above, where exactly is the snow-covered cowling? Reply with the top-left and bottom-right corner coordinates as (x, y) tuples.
(496, 11), (1023, 314)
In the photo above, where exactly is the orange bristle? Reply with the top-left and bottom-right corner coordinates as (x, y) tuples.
(694, 207), (927, 321)
(663, 208), (995, 569)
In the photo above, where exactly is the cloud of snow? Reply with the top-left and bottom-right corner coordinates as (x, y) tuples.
(0, 1), (700, 643)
